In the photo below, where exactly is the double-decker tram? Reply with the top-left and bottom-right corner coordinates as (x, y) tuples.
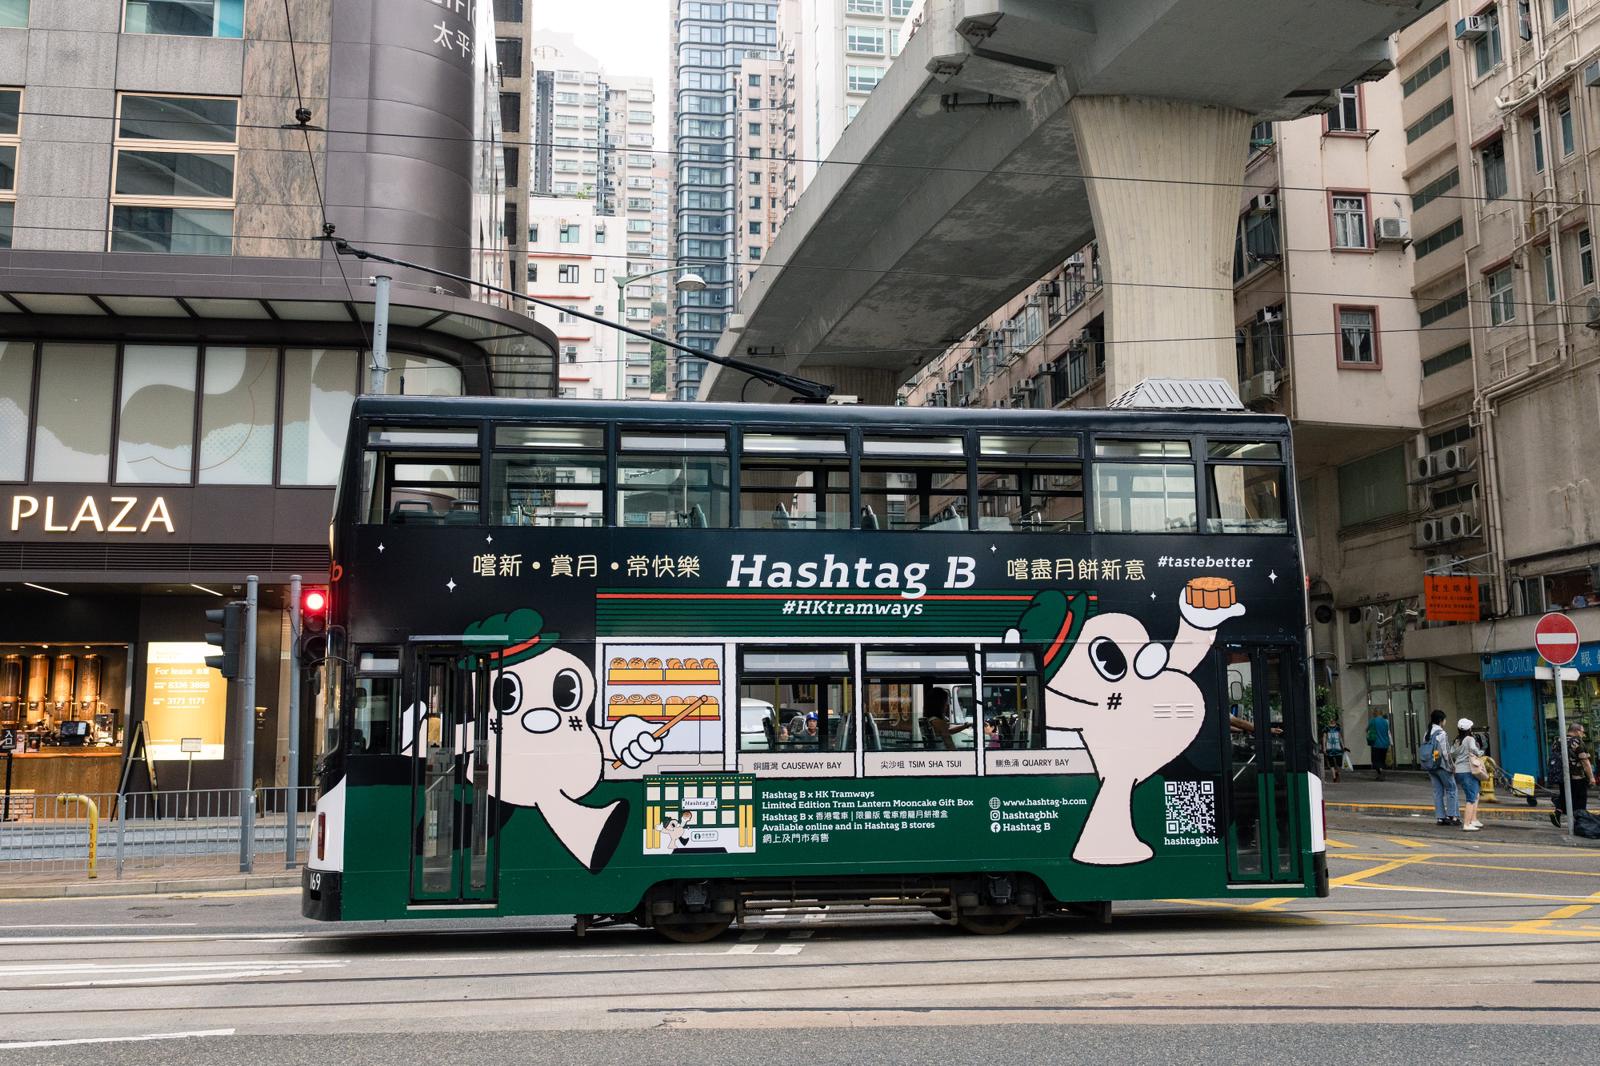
(301, 395), (1327, 939)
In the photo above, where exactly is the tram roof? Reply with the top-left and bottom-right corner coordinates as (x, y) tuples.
(350, 396), (1292, 438)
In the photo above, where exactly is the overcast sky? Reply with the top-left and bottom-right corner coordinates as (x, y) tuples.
(535, 1), (673, 146)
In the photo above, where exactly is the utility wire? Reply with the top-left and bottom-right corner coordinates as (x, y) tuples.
(279, 0), (371, 353)
(12, 104), (1598, 214)
(0, 217), (1582, 320)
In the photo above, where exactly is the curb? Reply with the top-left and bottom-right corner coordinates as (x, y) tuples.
(0, 872), (301, 900)
(1325, 809), (1600, 847)
(1327, 800), (1549, 823)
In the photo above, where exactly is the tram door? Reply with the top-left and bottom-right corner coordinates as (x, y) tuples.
(409, 647), (500, 904)
(1219, 644), (1305, 885)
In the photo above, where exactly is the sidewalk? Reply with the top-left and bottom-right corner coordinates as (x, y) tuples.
(1322, 768), (1599, 846)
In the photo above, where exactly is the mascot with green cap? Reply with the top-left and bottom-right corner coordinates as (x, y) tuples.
(1009, 583), (1245, 866)
(411, 608), (662, 874)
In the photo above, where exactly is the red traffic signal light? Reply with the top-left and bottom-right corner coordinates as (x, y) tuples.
(303, 589), (328, 615)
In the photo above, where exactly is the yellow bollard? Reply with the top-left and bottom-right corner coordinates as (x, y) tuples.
(57, 794), (99, 879)
(1481, 757), (1498, 804)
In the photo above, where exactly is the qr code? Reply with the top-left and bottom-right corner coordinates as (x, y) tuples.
(1164, 780), (1217, 836)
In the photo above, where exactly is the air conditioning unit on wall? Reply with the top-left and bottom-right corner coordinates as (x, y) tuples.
(1240, 370), (1281, 405)
(1455, 15), (1489, 39)
(1374, 217), (1412, 245)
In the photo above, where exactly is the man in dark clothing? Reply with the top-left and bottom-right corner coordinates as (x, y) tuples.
(1367, 713), (1391, 781)
(1551, 723), (1595, 827)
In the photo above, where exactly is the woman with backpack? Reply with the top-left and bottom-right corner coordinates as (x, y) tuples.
(1422, 709), (1460, 827)
(1452, 718), (1485, 832)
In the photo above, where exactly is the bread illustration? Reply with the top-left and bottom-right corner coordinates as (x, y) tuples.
(1184, 576), (1237, 610)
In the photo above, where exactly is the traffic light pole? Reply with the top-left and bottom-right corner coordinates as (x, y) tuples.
(286, 574), (301, 869)
(239, 575), (258, 874)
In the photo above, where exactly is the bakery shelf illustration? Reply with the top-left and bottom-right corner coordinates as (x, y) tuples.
(606, 693), (721, 723)
(607, 656), (721, 684)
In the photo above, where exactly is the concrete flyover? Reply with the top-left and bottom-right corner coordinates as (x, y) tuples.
(702, 0), (1442, 404)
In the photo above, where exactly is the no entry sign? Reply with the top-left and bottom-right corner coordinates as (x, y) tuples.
(1535, 612), (1582, 666)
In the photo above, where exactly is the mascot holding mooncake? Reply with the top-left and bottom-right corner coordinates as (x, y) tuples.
(1009, 577), (1245, 866)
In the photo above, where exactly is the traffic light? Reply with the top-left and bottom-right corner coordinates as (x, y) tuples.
(298, 586), (329, 664)
(203, 601), (246, 680)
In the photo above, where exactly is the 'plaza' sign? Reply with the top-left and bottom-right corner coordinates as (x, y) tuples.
(8, 494), (176, 535)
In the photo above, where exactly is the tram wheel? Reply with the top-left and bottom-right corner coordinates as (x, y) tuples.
(654, 916), (734, 944)
(956, 911), (1026, 935)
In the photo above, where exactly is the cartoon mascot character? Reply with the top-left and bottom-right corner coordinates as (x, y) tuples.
(1009, 579), (1245, 866)
(407, 609), (663, 874)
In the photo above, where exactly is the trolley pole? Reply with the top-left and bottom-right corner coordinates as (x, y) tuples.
(239, 575), (259, 873)
(286, 574), (302, 869)
(370, 275), (392, 394)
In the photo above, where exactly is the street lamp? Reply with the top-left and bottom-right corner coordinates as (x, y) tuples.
(615, 267), (705, 399)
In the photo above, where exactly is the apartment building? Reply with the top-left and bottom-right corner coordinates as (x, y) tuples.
(671, 0), (780, 400)
(1393, 0), (1600, 781)
(0, 0), (554, 798)
(495, 0), (535, 294)
(527, 33), (663, 400)
(734, 52), (786, 303)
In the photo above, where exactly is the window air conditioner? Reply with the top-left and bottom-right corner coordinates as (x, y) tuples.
(1257, 306), (1283, 324)
(1374, 217), (1412, 245)
(1439, 443), (1476, 474)
(1419, 518), (1443, 546)
(1036, 281), (1061, 299)
(1240, 370), (1280, 405)
(1249, 193), (1277, 214)
(988, 330), (1007, 346)
(1455, 16), (1489, 39)
(1442, 509), (1482, 541)
(1415, 453), (1440, 481)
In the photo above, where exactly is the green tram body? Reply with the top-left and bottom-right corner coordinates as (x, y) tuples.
(302, 397), (1329, 936)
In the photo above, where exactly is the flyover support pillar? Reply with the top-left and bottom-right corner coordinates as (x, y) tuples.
(1067, 96), (1252, 398)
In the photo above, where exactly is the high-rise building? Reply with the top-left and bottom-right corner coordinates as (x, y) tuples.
(1388, 2), (1600, 782)
(527, 33), (662, 400)
(670, 0), (780, 400)
(0, 0), (555, 798)
(495, 0), (535, 295)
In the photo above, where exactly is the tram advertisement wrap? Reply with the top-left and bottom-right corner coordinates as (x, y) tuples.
(331, 528), (1306, 919)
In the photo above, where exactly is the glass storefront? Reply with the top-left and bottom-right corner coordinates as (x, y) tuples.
(0, 643), (131, 796)
(1364, 661), (1428, 767)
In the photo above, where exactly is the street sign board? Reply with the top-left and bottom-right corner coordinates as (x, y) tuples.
(180, 737), (203, 754)
(1535, 612), (1582, 666)
(1424, 575), (1481, 622)
(0, 730), (14, 753)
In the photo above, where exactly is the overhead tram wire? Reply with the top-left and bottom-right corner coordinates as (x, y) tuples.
(11, 104), (1596, 215)
(277, 0), (371, 353)
(4, 215), (1580, 328)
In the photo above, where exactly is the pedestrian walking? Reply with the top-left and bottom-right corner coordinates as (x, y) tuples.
(1421, 709), (1460, 826)
(1452, 718), (1485, 832)
(1549, 722), (1595, 828)
(1367, 712), (1391, 780)
(1323, 721), (1344, 783)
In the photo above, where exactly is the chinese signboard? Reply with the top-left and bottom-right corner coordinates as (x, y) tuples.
(1424, 575), (1481, 623)
(144, 643), (228, 760)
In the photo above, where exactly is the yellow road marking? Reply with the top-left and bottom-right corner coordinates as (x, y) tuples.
(1330, 856), (1431, 887)
(1324, 838), (1354, 849)
(1320, 910), (1448, 922)
(1413, 859), (1600, 879)
(1385, 837), (1431, 849)
(1341, 882), (1600, 904)
(1361, 921), (1600, 939)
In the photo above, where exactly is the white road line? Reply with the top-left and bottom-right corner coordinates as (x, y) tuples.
(0, 923), (199, 930)
(0, 1029), (235, 1050)
(44, 969), (311, 988)
(0, 932), (304, 945)
(0, 960), (344, 978)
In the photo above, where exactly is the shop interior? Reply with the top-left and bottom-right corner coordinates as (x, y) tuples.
(0, 644), (130, 752)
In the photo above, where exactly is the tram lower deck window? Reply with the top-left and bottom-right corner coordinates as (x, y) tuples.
(864, 649), (976, 751)
(738, 650), (852, 752)
(982, 652), (1044, 750)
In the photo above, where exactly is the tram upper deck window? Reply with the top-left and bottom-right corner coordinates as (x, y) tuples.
(738, 650), (852, 753)
(859, 436), (966, 531)
(864, 648), (975, 752)
(617, 432), (731, 528)
(362, 426), (482, 525)
(976, 435), (1084, 533)
(1092, 439), (1197, 533)
(490, 425), (606, 527)
(739, 433), (850, 530)
(1206, 440), (1288, 534)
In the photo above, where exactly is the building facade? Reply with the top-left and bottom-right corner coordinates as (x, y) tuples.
(1390, 0), (1600, 781)
(670, 0), (780, 399)
(526, 32), (662, 401)
(495, 0), (535, 295)
(0, 0), (555, 799)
